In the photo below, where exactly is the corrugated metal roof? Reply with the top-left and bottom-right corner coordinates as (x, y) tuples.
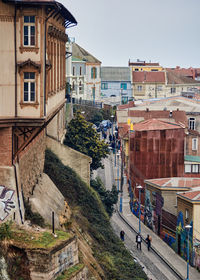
(101, 67), (131, 82)
(131, 118), (183, 131)
(72, 43), (101, 64)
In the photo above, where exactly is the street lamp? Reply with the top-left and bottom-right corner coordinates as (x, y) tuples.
(136, 185), (143, 233)
(111, 114), (114, 138)
(116, 151), (120, 192)
(185, 224), (192, 280)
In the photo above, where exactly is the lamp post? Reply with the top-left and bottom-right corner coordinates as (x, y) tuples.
(116, 151), (120, 192)
(185, 224), (192, 280)
(111, 114), (114, 138)
(136, 185), (143, 233)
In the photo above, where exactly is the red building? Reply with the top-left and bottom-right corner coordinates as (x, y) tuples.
(129, 119), (185, 202)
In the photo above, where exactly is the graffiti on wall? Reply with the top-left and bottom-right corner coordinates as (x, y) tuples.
(144, 189), (153, 229)
(55, 246), (74, 276)
(176, 211), (193, 264)
(0, 186), (15, 221)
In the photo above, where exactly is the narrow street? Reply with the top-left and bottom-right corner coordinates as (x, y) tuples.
(94, 151), (191, 280)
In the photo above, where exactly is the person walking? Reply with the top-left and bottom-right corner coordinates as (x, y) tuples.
(136, 233), (142, 250)
(145, 234), (152, 251)
(120, 230), (125, 241)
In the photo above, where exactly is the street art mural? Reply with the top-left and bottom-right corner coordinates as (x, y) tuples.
(194, 247), (200, 271)
(0, 185), (15, 221)
(176, 211), (193, 265)
(128, 180), (144, 222)
(144, 189), (153, 229)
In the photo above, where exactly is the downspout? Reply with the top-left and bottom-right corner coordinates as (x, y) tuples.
(44, 9), (59, 117)
(14, 5), (17, 117)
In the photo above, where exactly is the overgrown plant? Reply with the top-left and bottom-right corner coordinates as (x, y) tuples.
(44, 149), (147, 280)
(90, 177), (118, 216)
(0, 221), (13, 240)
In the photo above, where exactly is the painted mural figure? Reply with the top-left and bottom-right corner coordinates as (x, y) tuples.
(0, 186), (15, 221)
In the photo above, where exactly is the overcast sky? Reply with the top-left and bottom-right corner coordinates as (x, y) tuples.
(63, 0), (200, 68)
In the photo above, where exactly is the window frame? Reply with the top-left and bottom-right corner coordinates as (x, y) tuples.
(137, 85), (142, 92)
(189, 117), (196, 130)
(101, 83), (108, 90)
(23, 72), (36, 103)
(91, 67), (97, 79)
(171, 87), (176, 94)
(121, 83), (127, 90)
(23, 16), (35, 47)
(192, 138), (198, 151)
(20, 14), (38, 53)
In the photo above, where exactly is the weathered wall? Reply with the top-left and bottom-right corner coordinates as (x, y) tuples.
(27, 237), (79, 280)
(46, 136), (91, 185)
(0, 127), (12, 167)
(18, 130), (46, 199)
(0, 164), (24, 224)
(30, 173), (71, 229)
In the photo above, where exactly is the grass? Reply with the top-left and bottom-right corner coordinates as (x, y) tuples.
(56, 263), (84, 280)
(44, 149), (147, 280)
(9, 225), (71, 249)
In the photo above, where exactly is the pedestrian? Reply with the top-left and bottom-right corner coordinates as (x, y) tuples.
(145, 234), (152, 251)
(136, 233), (142, 250)
(120, 230), (125, 241)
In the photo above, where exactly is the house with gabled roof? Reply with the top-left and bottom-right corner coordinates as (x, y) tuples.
(69, 42), (101, 101)
(100, 66), (132, 103)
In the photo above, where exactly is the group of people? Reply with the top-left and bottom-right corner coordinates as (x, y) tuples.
(120, 230), (152, 251)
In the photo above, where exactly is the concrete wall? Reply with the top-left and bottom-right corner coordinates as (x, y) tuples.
(30, 173), (71, 229)
(46, 136), (91, 185)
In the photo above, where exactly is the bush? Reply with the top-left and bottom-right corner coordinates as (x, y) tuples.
(0, 221), (13, 240)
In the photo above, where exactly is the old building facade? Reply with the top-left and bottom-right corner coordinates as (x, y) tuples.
(0, 0), (77, 223)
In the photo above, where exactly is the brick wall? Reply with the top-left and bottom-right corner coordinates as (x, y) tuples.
(0, 127), (12, 166)
(18, 130), (46, 199)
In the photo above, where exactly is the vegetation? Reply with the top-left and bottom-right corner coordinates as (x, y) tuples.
(90, 177), (118, 216)
(0, 221), (13, 240)
(10, 227), (71, 249)
(44, 149), (147, 280)
(56, 263), (84, 280)
(64, 111), (109, 170)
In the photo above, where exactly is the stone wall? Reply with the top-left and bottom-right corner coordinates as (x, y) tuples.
(27, 237), (79, 280)
(46, 136), (91, 185)
(18, 131), (46, 199)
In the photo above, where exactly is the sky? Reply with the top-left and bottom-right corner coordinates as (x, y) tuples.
(62, 0), (200, 68)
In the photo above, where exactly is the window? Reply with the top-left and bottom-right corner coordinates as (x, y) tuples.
(79, 81), (82, 91)
(157, 86), (162, 91)
(91, 67), (97, 79)
(189, 117), (195, 130)
(121, 83), (127, 90)
(135, 68), (139, 71)
(171, 87), (176, 94)
(23, 16), (35, 46)
(185, 209), (189, 222)
(24, 72), (35, 102)
(73, 67), (75, 76)
(185, 164), (191, 173)
(101, 83), (108, 90)
(192, 164), (199, 173)
(137, 85), (142, 92)
(192, 138), (198, 150)
(80, 67), (82, 76)
(72, 81), (75, 90)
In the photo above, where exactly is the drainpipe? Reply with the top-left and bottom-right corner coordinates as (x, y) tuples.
(44, 9), (59, 117)
(14, 6), (17, 117)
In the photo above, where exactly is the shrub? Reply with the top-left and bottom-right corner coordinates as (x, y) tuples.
(24, 200), (45, 228)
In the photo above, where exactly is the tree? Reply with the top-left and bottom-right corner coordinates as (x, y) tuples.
(90, 177), (118, 216)
(64, 111), (109, 171)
